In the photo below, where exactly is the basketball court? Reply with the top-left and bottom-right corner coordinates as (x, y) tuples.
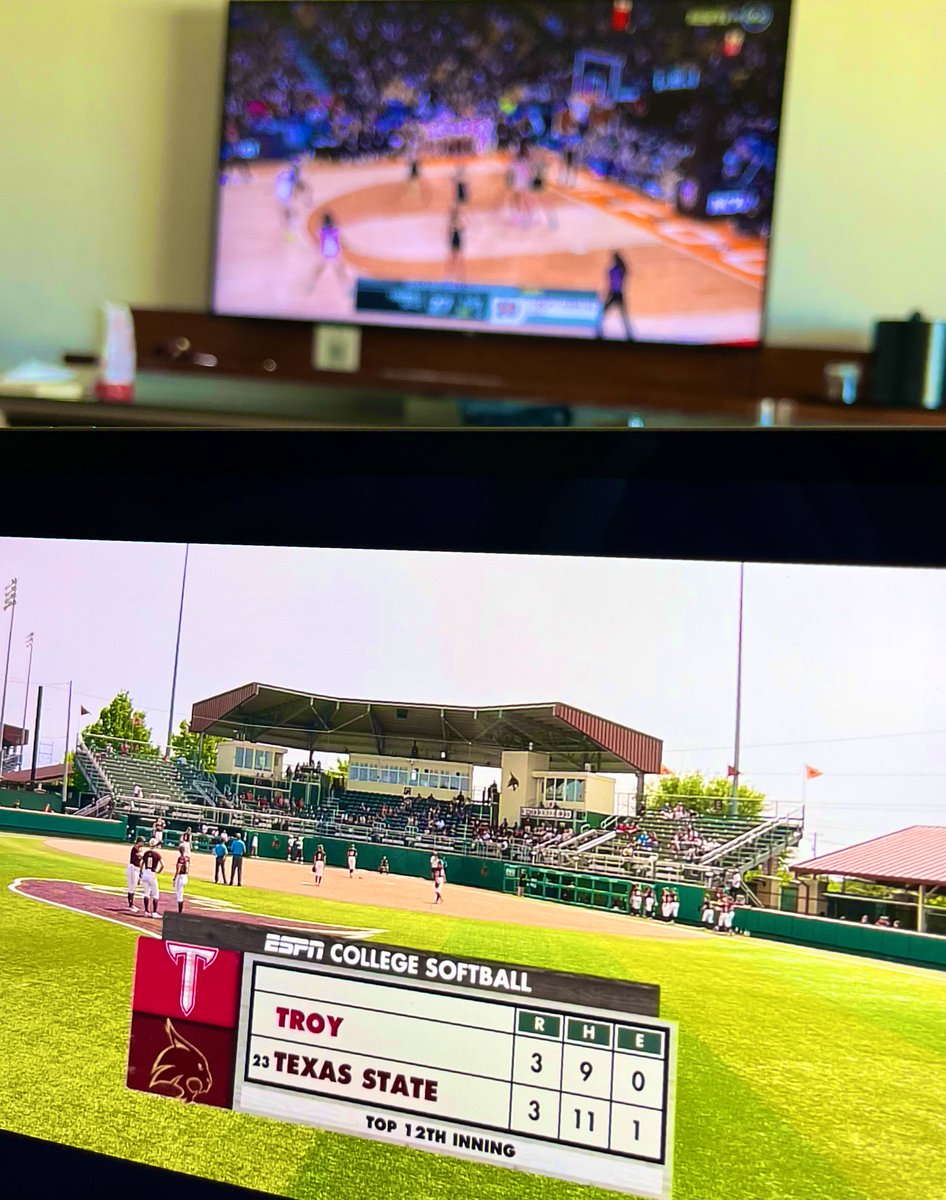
(214, 154), (767, 343)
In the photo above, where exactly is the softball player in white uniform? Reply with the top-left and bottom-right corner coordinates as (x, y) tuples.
(140, 841), (164, 918)
(346, 845), (357, 878)
(126, 839), (145, 912)
(173, 849), (189, 913)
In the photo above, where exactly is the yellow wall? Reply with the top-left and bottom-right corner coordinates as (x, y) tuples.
(1, 0), (944, 365)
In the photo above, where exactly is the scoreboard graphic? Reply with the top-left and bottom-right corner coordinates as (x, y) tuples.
(127, 915), (677, 1199)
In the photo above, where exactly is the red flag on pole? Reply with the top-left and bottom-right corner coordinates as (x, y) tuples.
(804, 765), (822, 780)
(660, 764), (672, 776)
(80, 706), (90, 717)
(727, 765), (738, 778)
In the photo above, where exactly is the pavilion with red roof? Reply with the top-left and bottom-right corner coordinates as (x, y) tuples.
(793, 826), (946, 933)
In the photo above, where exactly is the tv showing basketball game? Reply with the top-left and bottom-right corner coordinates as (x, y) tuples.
(211, 1), (792, 344)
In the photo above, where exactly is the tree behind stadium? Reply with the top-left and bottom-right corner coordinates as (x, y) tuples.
(170, 719), (223, 772)
(646, 772), (766, 820)
(80, 690), (158, 757)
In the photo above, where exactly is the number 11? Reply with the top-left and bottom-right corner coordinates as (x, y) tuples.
(574, 1108), (595, 1131)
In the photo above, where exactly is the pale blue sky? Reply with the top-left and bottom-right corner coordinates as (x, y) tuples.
(2, 537), (945, 857)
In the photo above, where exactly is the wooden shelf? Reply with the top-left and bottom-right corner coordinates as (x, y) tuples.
(132, 306), (879, 419)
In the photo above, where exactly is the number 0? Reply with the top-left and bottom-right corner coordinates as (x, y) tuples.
(632, 1070), (645, 1092)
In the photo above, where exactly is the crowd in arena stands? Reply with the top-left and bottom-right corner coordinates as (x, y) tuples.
(224, 2), (783, 232)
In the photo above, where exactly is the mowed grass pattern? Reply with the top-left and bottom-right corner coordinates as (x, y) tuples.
(1, 834), (944, 1200)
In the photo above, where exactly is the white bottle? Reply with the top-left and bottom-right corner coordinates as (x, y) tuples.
(95, 303), (136, 402)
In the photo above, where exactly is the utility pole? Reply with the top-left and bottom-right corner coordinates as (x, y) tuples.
(166, 544), (190, 755)
(0, 578), (18, 781)
(729, 563), (745, 818)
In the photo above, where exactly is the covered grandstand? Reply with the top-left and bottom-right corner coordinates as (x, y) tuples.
(189, 684), (662, 779)
(793, 826), (946, 933)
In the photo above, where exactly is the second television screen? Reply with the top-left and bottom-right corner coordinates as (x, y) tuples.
(213, 1), (791, 344)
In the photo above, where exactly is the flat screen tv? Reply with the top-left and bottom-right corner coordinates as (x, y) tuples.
(211, 1), (793, 345)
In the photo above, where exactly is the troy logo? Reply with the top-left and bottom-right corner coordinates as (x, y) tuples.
(165, 942), (218, 1016)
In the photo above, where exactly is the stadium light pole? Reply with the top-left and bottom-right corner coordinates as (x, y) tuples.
(19, 632), (34, 772)
(0, 578), (18, 782)
(166, 544), (190, 756)
(61, 680), (73, 807)
(729, 562), (745, 818)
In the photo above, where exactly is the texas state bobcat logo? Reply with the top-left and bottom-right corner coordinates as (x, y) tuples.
(149, 1019), (213, 1102)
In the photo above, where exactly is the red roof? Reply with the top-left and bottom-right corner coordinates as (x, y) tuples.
(793, 826), (946, 887)
(3, 764), (64, 784)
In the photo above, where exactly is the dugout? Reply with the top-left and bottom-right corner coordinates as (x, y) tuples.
(190, 686), (662, 823)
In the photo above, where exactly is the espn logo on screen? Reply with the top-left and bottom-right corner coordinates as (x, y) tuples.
(264, 933), (326, 960)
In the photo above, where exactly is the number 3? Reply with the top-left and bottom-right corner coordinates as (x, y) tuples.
(531, 1052), (543, 1073)
(529, 1100), (541, 1120)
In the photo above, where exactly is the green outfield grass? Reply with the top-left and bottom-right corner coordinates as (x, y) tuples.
(1, 832), (944, 1200)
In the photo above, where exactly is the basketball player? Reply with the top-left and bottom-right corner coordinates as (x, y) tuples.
(510, 144), (534, 227)
(560, 138), (580, 187)
(173, 847), (189, 914)
(453, 163), (469, 210)
(223, 118), (253, 185)
(403, 139), (430, 205)
(346, 844), (357, 878)
(126, 836), (145, 913)
(308, 212), (353, 297)
(530, 151), (556, 230)
(140, 839), (164, 919)
(312, 844), (326, 887)
(597, 253), (633, 340)
(446, 207), (465, 282)
(274, 160), (306, 240)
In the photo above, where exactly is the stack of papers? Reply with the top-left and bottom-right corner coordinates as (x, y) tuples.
(0, 359), (88, 401)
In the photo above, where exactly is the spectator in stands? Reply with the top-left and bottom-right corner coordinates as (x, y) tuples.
(860, 915), (870, 924)
(213, 837), (228, 884)
(729, 868), (743, 896)
(229, 832), (246, 885)
(132, 784), (143, 800)
(43, 802), (52, 813)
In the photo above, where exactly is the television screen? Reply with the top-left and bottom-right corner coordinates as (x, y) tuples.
(1, 535), (945, 1200)
(211, 1), (792, 345)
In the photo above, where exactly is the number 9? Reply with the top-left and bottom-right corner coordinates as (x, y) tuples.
(580, 1061), (593, 1082)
